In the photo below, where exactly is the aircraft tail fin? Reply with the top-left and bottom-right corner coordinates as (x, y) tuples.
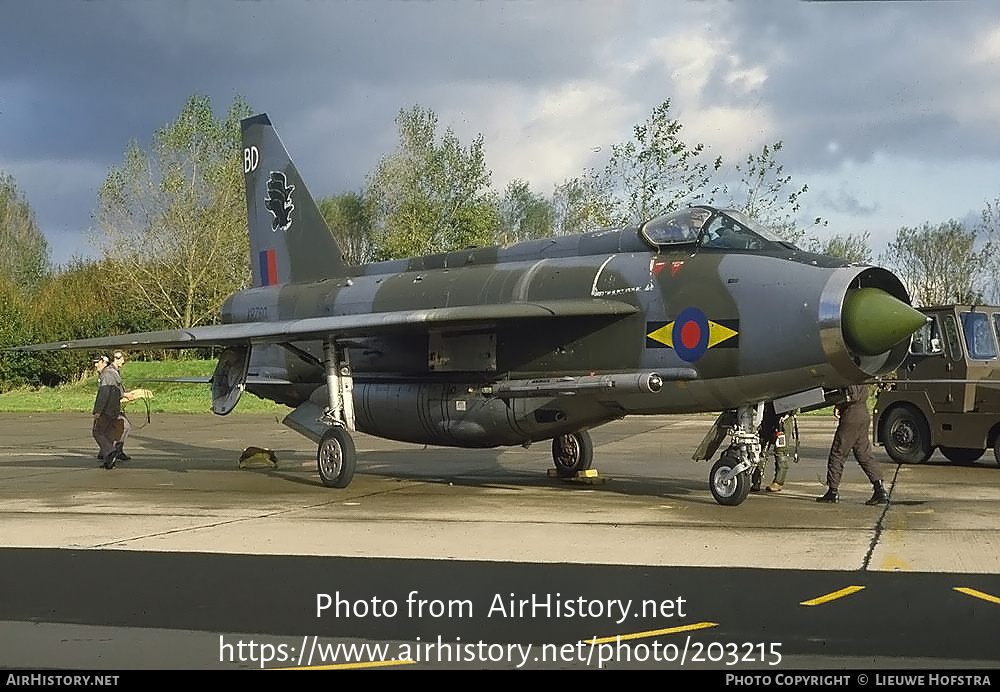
(241, 113), (348, 287)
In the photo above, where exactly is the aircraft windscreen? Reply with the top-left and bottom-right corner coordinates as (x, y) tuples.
(641, 207), (787, 252)
(698, 210), (783, 251)
(640, 207), (711, 247)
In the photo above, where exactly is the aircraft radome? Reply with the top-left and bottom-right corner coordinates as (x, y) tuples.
(14, 114), (928, 506)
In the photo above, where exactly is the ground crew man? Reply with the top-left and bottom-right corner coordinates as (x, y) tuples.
(109, 351), (135, 461)
(758, 402), (797, 492)
(92, 354), (124, 469)
(817, 384), (889, 505)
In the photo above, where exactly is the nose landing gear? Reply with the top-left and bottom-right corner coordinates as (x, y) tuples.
(695, 405), (763, 506)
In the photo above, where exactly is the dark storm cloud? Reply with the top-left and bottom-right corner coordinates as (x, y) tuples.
(0, 1), (622, 196)
(0, 1), (628, 261)
(2, 1), (1000, 263)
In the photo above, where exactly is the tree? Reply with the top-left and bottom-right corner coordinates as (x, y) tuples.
(497, 179), (553, 245)
(0, 172), (50, 293)
(977, 196), (1000, 303)
(727, 141), (821, 244)
(364, 106), (500, 260)
(318, 191), (374, 265)
(27, 258), (165, 386)
(583, 99), (722, 228)
(92, 94), (253, 329)
(550, 177), (599, 236)
(882, 221), (992, 306)
(0, 274), (37, 389)
(808, 232), (872, 264)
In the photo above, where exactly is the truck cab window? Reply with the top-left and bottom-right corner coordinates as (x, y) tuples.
(942, 315), (963, 361)
(960, 312), (998, 360)
(910, 317), (944, 355)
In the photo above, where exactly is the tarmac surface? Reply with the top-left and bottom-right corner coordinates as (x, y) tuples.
(1, 412), (999, 670)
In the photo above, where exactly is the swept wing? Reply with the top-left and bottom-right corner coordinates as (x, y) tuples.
(11, 298), (637, 352)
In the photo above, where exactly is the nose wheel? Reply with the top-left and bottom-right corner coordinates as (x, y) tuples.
(709, 447), (751, 506)
(551, 430), (594, 478)
(703, 405), (761, 506)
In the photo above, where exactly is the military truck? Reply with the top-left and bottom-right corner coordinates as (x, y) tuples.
(874, 305), (1000, 466)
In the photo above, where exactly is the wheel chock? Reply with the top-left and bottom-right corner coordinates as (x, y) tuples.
(239, 446), (278, 469)
(546, 468), (605, 483)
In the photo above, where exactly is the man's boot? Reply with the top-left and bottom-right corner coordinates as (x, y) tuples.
(816, 487), (838, 503)
(866, 481), (889, 506)
(103, 442), (123, 470)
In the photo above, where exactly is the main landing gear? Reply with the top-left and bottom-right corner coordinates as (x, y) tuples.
(317, 338), (358, 488)
(318, 426), (356, 487)
(551, 430), (594, 478)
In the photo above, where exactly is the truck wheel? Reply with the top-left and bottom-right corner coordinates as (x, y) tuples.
(940, 446), (985, 465)
(882, 407), (932, 464)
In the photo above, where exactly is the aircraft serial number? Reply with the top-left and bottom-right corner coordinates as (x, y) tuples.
(248, 305), (268, 320)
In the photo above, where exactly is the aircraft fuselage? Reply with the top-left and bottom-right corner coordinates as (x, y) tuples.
(223, 225), (910, 448)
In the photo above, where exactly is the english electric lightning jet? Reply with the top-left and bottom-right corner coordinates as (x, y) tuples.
(17, 114), (927, 505)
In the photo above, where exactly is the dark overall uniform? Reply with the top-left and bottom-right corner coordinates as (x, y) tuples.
(818, 384), (888, 504)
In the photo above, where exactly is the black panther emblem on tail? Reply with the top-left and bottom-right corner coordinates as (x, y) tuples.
(264, 171), (295, 232)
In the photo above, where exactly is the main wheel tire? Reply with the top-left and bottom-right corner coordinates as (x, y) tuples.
(882, 407), (932, 464)
(551, 430), (594, 478)
(709, 449), (751, 506)
(994, 436), (1000, 468)
(317, 426), (357, 488)
(940, 446), (986, 465)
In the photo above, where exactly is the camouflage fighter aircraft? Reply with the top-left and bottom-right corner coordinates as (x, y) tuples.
(17, 114), (928, 505)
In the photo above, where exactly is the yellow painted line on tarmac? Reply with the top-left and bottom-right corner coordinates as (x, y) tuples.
(954, 587), (1000, 605)
(584, 621), (718, 645)
(276, 658), (416, 670)
(800, 585), (866, 606)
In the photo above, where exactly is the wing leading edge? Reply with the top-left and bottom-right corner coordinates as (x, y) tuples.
(11, 299), (638, 352)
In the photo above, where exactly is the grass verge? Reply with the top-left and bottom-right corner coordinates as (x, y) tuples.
(0, 360), (289, 414)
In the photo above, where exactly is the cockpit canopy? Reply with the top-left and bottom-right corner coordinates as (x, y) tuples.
(640, 205), (788, 252)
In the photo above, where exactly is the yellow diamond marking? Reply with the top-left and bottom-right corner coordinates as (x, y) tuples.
(707, 320), (738, 348)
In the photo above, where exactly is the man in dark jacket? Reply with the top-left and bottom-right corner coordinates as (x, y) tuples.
(92, 354), (124, 469)
(108, 351), (136, 461)
(817, 384), (889, 505)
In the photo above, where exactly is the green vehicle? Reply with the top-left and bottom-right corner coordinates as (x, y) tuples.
(874, 305), (1000, 466)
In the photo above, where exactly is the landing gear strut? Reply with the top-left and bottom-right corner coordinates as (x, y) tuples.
(317, 338), (358, 488)
(706, 405), (763, 506)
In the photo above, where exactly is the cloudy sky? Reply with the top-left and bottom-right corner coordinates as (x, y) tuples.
(2, 0), (1000, 265)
